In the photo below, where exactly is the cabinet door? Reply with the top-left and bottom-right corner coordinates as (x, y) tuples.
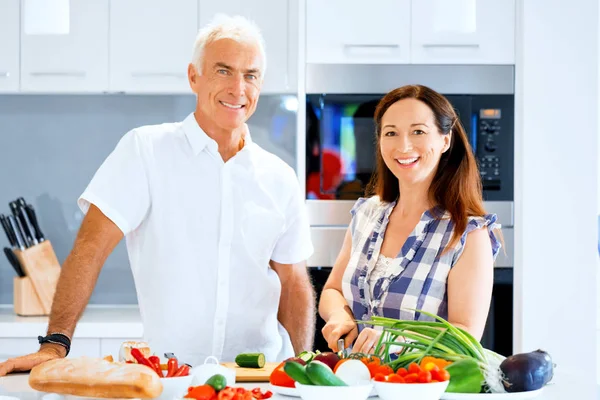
(198, 0), (294, 93)
(0, 0), (20, 92)
(20, 0), (109, 92)
(109, 0), (198, 93)
(306, 0), (411, 64)
(411, 0), (515, 64)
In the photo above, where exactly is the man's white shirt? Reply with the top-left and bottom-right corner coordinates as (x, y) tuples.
(78, 113), (314, 365)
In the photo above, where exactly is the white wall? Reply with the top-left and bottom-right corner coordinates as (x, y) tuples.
(514, 0), (598, 397)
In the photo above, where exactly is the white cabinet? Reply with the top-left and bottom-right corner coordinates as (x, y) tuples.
(0, 0), (20, 92)
(20, 0), (109, 93)
(411, 0), (515, 64)
(198, 0), (296, 93)
(306, 0), (411, 64)
(0, 338), (100, 362)
(109, 0), (198, 93)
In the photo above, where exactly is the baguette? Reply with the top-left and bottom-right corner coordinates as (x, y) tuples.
(119, 341), (151, 363)
(29, 357), (163, 399)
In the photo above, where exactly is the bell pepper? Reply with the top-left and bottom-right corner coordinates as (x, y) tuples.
(444, 358), (485, 393)
(269, 362), (295, 388)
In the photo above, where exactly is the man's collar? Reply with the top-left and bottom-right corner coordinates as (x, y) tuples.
(182, 112), (253, 156)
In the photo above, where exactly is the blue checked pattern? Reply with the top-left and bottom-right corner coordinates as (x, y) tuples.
(341, 196), (501, 331)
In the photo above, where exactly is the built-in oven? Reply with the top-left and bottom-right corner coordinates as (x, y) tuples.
(302, 64), (515, 356)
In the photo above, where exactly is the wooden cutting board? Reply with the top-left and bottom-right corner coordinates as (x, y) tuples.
(221, 362), (279, 382)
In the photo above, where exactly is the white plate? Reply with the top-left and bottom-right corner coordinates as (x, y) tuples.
(269, 384), (299, 397)
(441, 388), (544, 400)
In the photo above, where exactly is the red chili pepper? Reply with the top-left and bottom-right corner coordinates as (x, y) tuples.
(148, 355), (164, 377)
(130, 348), (160, 377)
(173, 364), (190, 377)
(167, 357), (179, 377)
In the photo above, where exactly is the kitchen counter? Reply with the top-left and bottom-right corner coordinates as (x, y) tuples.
(0, 372), (595, 400)
(0, 305), (142, 338)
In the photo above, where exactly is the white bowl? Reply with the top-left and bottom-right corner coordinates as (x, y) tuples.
(190, 356), (236, 387)
(151, 374), (194, 400)
(295, 382), (373, 400)
(374, 379), (449, 400)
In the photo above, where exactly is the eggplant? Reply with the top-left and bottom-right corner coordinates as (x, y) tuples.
(500, 349), (554, 392)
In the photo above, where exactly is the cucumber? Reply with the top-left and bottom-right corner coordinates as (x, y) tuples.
(305, 360), (347, 386)
(235, 353), (266, 368)
(284, 361), (313, 385)
(297, 351), (315, 363)
(205, 374), (227, 391)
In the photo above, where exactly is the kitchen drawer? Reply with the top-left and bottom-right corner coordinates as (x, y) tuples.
(0, 338), (100, 362)
(100, 338), (143, 360)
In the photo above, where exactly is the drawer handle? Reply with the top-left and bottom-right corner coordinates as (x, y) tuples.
(0, 72), (10, 78)
(131, 72), (186, 79)
(343, 44), (400, 56)
(422, 43), (480, 48)
(30, 71), (86, 77)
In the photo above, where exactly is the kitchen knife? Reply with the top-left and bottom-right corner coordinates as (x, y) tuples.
(3, 247), (25, 277)
(10, 201), (33, 247)
(7, 215), (26, 250)
(24, 204), (45, 243)
(0, 214), (17, 247)
(16, 205), (38, 247)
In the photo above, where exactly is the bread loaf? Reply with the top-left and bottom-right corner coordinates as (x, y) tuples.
(119, 341), (151, 362)
(29, 357), (163, 399)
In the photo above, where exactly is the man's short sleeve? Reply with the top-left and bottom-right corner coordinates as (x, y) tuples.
(270, 178), (314, 265)
(77, 130), (151, 235)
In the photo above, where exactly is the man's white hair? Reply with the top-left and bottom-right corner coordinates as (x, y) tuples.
(191, 14), (267, 77)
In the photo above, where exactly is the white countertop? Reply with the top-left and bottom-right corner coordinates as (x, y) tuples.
(0, 305), (143, 338)
(0, 371), (594, 400)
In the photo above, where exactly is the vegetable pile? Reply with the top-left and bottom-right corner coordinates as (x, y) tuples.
(184, 374), (272, 400)
(361, 310), (555, 393)
(127, 348), (190, 378)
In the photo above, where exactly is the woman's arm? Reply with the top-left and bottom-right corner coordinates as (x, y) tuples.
(318, 227), (359, 351)
(446, 227), (495, 341)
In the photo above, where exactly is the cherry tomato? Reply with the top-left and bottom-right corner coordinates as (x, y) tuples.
(408, 362), (421, 375)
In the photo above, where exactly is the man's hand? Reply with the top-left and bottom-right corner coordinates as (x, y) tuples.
(0, 343), (65, 376)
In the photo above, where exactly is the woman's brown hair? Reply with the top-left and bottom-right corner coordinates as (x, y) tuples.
(366, 84), (489, 250)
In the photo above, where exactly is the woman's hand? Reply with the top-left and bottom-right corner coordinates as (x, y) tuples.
(321, 310), (358, 352)
(351, 328), (382, 355)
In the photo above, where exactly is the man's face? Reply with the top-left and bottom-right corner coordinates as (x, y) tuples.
(188, 38), (263, 132)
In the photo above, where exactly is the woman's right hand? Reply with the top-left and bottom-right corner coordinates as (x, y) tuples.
(321, 309), (359, 352)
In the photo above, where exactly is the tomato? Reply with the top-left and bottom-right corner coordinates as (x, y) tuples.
(418, 370), (432, 383)
(437, 368), (451, 382)
(185, 384), (217, 400)
(269, 362), (295, 388)
(387, 374), (405, 383)
(404, 373), (419, 383)
(396, 367), (408, 377)
(376, 365), (394, 376)
(217, 388), (236, 400)
(373, 373), (387, 382)
(408, 362), (421, 375)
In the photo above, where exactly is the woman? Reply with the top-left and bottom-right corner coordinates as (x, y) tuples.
(319, 85), (502, 355)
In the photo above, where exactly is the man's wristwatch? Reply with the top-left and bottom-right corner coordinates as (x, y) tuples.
(38, 333), (71, 356)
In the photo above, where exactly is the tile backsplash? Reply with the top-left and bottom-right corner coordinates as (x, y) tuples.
(0, 94), (298, 304)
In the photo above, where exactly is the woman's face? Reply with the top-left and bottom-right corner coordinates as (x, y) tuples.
(379, 98), (451, 187)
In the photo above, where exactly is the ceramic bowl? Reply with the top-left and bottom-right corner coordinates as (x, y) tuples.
(373, 379), (449, 400)
(295, 382), (373, 400)
(190, 356), (236, 387)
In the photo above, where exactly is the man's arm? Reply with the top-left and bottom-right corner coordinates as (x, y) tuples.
(0, 204), (122, 376)
(270, 260), (316, 355)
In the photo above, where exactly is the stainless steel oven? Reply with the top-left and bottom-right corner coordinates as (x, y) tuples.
(302, 64), (515, 356)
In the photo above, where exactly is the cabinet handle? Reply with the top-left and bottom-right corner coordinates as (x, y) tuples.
(130, 72), (186, 79)
(422, 43), (480, 48)
(343, 44), (400, 56)
(29, 71), (86, 77)
(0, 72), (10, 78)
(344, 44), (400, 49)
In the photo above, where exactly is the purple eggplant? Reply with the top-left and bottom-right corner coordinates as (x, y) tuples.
(500, 349), (554, 392)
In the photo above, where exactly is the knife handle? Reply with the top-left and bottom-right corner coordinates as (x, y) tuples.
(0, 214), (16, 247)
(7, 215), (26, 250)
(17, 205), (38, 246)
(25, 204), (45, 242)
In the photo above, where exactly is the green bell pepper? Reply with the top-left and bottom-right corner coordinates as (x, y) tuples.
(444, 358), (485, 393)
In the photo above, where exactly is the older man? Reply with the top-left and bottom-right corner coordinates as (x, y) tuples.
(0, 14), (315, 375)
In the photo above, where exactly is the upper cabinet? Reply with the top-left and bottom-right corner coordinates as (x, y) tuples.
(306, 0), (411, 64)
(198, 0), (296, 93)
(0, 0), (20, 92)
(411, 0), (515, 64)
(109, 0), (198, 93)
(20, 0), (109, 93)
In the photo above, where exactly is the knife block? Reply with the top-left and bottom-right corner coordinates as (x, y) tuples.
(12, 240), (61, 316)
